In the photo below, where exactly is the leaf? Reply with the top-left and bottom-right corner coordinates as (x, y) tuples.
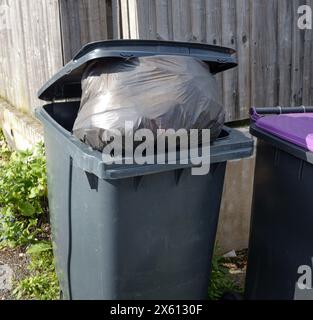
(18, 202), (36, 217)
(29, 187), (39, 199)
(27, 242), (52, 255)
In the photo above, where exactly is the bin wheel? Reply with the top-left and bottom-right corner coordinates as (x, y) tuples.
(220, 291), (243, 301)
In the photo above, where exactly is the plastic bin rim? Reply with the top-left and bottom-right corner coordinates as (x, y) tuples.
(36, 105), (253, 180)
(74, 39), (237, 60)
(250, 123), (313, 165)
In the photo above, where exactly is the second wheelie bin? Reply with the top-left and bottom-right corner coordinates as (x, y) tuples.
(246, 106), (313, 300)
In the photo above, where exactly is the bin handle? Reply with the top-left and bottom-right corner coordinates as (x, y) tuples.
(250, 106), (313, 122)
(250, 107), (262, 122)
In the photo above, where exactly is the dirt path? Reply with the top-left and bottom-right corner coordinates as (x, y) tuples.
(223, 249), (248, 291)
(0, 247), (29, 300)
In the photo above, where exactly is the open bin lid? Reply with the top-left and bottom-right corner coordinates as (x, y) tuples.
(38, 39), (237, 101)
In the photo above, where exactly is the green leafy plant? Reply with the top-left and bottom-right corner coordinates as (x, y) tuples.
(13, 242), (60, 300)
(0, 142), (48, 247)
(0, 132), (59, 300)
(0, 129), (11, 163)
(208, 247), (238, 300)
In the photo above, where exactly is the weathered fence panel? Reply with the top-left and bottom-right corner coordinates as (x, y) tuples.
(119, 0), (313, 121)
(0, 0), (112, 113)
(1, 0), (313, 122)
(0, 0), (63, 112)
(59, 0), (110, 63)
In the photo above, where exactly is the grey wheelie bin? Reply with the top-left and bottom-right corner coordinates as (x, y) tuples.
(36, 40), (254, 300)
(246, 107), (313, 300)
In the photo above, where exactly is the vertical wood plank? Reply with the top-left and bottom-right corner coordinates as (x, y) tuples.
(155, 0), (172, 40)
(172, 0), (191, 41)
(251, 0), (278, 108)
(302, 0), (313, 105)
(236, 0), (251, 119)
(112, 0), (122, 39)
(0, 0), (4, 96)
(20, 0), (44, 109)
(135, 0), (157, 39)
(291, 0), (306, 106)
(4, 0), (18, 107)
(105, 0), (113, 39)
(4, 0), (15, 104)
(190, 0), (206, 42)
(205, 0), (223, 107)
(205, 0), (222, 46)
(120, 0), (130, 38)
(87, 0), (108, 41)
(128, 0), (139, 38)
(221, 0), (238, 121)
(277, 0), (292, 107)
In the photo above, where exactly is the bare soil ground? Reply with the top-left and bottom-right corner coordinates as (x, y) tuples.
(0, 247), (29, 300)
(223, 249), (248, 291)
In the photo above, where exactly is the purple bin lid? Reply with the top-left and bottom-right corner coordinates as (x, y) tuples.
(255, 113), (313, 151)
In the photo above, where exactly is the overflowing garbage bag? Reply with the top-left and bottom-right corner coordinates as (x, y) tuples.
(73, 55), (225, 151)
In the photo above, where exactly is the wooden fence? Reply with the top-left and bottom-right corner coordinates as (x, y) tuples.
(0, 0), (111, 112)
(0, 0), (313, 122)
(0, 0), (62, 113)
(118, 0), (313, 121)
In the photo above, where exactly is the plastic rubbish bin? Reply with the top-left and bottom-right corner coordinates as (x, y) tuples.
(36, 40), (253, 300)
(245, 107), (313, 300)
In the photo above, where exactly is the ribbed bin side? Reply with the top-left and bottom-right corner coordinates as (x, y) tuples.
(245, 138), (313, 300)
(68, 163), (226, 300)
(43, 127), (73, 299)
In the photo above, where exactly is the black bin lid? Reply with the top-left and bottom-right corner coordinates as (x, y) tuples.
(38, 39), (237, 101)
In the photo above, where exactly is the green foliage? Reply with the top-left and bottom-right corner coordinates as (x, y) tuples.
(13, 242), (60, 300)
(0, 129), (11, 163)
(208, 247), (238, 300)
(0, 142), (48, 247)
(0, 132), (59, 300)
(27, 241), (52, 254)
